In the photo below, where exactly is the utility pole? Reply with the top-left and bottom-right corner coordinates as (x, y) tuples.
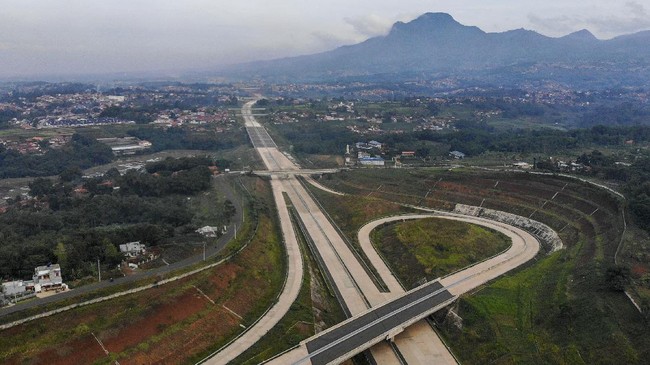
(203, 243), (206, 261)
(234, 224), (237, 239)
(97, 258), (101, 282)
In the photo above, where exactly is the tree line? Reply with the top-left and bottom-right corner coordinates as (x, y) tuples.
(0, 133), (114, 178)
(0, 157), (233, 281)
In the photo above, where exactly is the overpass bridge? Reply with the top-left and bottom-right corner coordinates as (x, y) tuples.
(267, 280), (456, 365)
(251, 168), (343, 176)
(206, 98), (543, 365)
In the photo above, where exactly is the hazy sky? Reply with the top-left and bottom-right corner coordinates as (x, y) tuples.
(1, 0), (649, 78)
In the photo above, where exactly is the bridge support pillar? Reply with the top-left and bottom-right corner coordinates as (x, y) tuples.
(385, 326), (405, 342)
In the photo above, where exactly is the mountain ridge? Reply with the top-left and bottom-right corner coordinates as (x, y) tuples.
(218, 12), (650, 87)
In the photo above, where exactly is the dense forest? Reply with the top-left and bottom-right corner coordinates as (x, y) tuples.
(275, 118), (650, 158)
(128, 126), (247, 152)
(0, 126), (245, 179)
(0, 133), (113, 178)
(273, 119), (650, 231)
(0, 157), (233, 281)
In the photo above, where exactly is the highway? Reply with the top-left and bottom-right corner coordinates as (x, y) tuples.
(207, 99), (544, 365)
(199, 101), (305, 365)
(268, 210), (541, 365)
(206, 100), (409, 364)
(295, 280), (456, 365)
(357, 213), (541, 298)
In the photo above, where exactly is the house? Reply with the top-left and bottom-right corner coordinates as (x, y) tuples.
(359, 157), (385, 166)
(368, 140), (383, 149)
(355, 142), (373, 150)
(449, 151), (466, 159)
(32, 264), (63, 291)
(1, 280), (38, 305)
(512, 162), (532, 169)
(2, 280), (27, 296)
(196, 226), (222, 238)
(119, 241), (146, 258)
(401, 151), (416, 158)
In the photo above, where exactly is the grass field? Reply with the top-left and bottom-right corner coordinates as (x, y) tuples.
(232, 196), (349, 364)
(316, 168), (650, 364)
(372, 218), (511, 288)
(0, 175), (287, 365)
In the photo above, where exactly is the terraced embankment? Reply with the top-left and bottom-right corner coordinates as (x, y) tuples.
(314, 168), (650, 364)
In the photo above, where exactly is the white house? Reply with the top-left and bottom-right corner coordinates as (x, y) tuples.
(32, 264), (63, 291)
(359, 157), (385, 166)
(449, 151), (466, 159)
(1, 280), (27, 296)
(512, 162), (532, 169)
(119, 241), (146, 258)
(196, 226), (221, 238)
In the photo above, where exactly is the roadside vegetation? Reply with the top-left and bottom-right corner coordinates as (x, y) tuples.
(0, 156), (236, 283)
(372, 218), (511, 288)
(262, 97), (650, 162)
(0, 133), (113, 178)
(233, 196), (348, 364)
(317, 168), (650, 364)
(0, 175), (287, 365)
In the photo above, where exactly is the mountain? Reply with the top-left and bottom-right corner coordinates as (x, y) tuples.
(219, 12), (650, 87)
(561, 29), (598, 42)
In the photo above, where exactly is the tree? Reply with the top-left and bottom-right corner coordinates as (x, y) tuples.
(224, 200), (236, 222)
(255, 99), (269, 107)
(104, 167), (121, 180)
(59, 166), (83, 182)
(416, 147), (430, 159)
(103, 239), (122, 267)
(29, 178), (54, 198)
(605, 265), (631, 292)
(53, 241), (68, 268)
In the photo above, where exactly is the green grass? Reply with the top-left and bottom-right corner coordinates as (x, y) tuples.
(373, 218), (511, 287)
(230, 191), (350, 364)
(318, 168), (650, 364)
(0, 176), (289, 365)
(442, 247), (648, 364)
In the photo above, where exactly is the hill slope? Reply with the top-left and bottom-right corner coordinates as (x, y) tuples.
(220, 12), (650, 87)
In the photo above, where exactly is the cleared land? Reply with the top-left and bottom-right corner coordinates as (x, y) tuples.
(316, 168), (650, 364)
(0, 176), (286, 365)
(231, 197), (348, 364)
(372, 217), (511, 288)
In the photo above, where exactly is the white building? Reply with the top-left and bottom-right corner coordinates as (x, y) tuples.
(2, 280), (27, 296)
(512, 162), (532, 169)
(359, 157), (385, 166)
(119, 241), (146, 258)
(196, 226), (222, 238)
(449, 151), (466, 159)
(33, 264), (63, 290)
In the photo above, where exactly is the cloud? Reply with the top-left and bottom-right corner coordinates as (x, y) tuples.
(528, 14), (579, 34)
(311, 31), (358, 50)
(625, 1), (646, 15)
(528, 1), (650, 38)
(586, 2), (650, 35)
(344, 14), (394, 37)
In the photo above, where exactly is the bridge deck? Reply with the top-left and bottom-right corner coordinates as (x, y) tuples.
(300, 281), (455, 365)
(246, 125), (277, 148)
